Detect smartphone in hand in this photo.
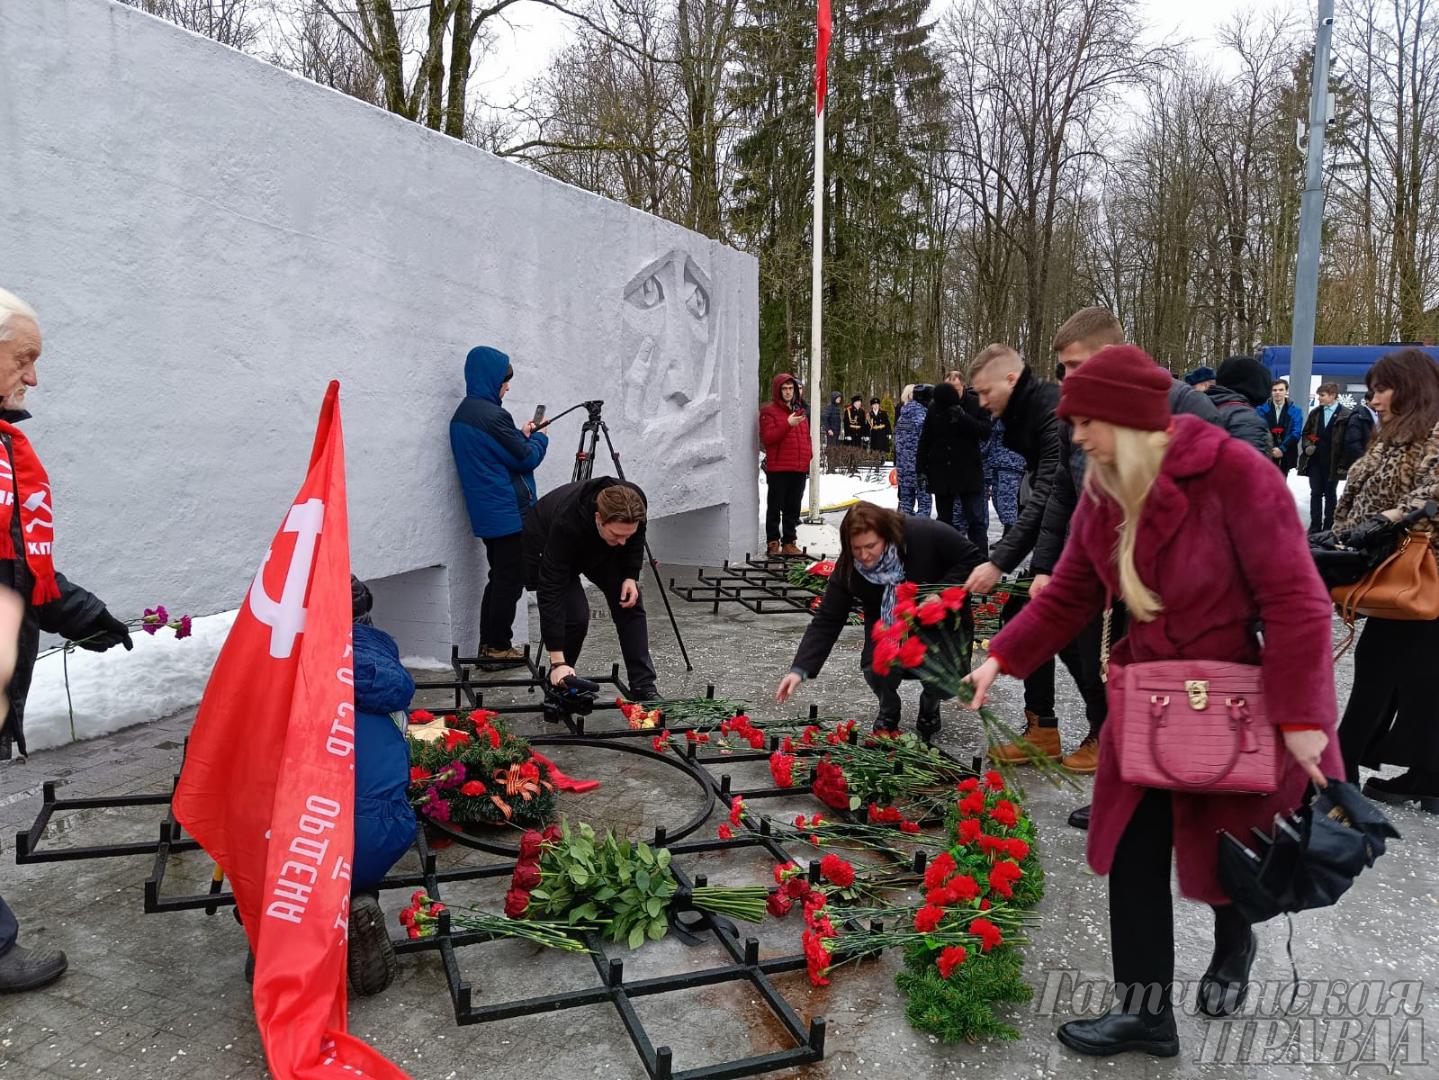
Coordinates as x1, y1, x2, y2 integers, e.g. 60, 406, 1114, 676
532, 404, 546, 427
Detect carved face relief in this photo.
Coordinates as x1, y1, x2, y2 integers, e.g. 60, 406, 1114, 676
620, 249, 726, 510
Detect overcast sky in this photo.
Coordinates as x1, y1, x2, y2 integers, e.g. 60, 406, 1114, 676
472, 0, 1314, 106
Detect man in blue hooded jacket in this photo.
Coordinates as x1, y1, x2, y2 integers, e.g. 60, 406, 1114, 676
451, 346, 548, 662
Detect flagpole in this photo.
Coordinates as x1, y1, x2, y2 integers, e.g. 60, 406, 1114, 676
806, 103, 824, 523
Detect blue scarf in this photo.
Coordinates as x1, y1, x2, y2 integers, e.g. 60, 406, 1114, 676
856, 543, 907, 623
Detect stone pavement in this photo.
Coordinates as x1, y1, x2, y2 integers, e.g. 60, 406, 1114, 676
0, 579, 1435, 1080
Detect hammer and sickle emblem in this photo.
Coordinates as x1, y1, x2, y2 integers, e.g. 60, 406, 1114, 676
21, 487, 52, 533
248, 499, 325, 660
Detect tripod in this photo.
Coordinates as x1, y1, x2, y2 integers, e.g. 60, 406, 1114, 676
558, 400, 694, 672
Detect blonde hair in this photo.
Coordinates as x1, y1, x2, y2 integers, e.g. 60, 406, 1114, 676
1082, 426, 1172, 622
900, 384, 915, 404
968, 343, 1023, 382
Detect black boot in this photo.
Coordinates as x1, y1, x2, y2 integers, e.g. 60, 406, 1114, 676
1057, 1006, 1178, 1057
347, 893, 396, 997
1067, 804, 1091, 831
0, 943, 67, 993
1199, 926, 1257, 1018
1364, 772, 1439, 814
872, 713, 900, 735
916, 700, 942, 745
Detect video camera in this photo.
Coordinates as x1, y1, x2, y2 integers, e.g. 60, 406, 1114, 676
542, 672, 602, 723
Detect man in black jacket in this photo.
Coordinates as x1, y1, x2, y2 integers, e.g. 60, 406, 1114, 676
776, 503, 982, 741
522, 476, 660, 700
0, 288, 132, 993
1298, 383, 1362, 533
917, 378, 992, 556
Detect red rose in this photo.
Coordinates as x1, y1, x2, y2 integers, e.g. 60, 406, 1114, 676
820, 854, 855, 888
518, 830, 544, 861
542, 824, 563, 844
460, 780, 487, 796
897, 636, 927, 668
969, 916, 1003, 952
766, 892, 794, 918
513, 863, 541, 890
916, 598, 948, 626
503, 888, 530, 918
914, 904, 945, 933
937, 944, 967, 979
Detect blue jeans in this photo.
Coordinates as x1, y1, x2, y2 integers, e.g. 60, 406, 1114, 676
0, 894, 17, 957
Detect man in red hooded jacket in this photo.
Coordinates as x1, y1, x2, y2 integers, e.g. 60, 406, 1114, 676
760, 373, 812, 557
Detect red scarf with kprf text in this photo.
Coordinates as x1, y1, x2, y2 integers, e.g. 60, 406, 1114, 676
0, 422, 60, 604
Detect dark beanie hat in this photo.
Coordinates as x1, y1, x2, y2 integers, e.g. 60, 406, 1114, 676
1216, 355, 1273, 407
351, 575, 373, 621
1057, 345, 1173, 431
1183, 366, 1216, 386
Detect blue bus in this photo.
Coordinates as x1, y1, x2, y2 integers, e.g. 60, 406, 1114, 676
1257, 345, 1439, 406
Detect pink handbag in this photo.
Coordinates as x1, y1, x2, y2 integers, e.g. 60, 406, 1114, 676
1108, 660, 1281, 795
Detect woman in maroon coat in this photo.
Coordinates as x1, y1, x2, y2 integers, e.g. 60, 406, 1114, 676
760, 373, 813, 556
966, 346, 1339, 1059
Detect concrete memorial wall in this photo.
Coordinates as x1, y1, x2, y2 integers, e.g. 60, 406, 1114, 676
0, 0, 760, 659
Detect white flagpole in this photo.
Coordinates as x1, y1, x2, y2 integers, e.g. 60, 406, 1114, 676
806, 100, 825, 522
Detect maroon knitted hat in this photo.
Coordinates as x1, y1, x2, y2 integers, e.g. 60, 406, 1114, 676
1056, 344, 1173, 431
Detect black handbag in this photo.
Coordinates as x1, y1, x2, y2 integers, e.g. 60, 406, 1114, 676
1218, 778, 1400, 924
1310, 500, 1439, 589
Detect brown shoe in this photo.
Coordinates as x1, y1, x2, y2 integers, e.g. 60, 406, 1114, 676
766, 541, 781, 557
480, 645, 525, 664
1062, 736, 1100, 774
987, 710, 1062, 765
781, 543, 804, 556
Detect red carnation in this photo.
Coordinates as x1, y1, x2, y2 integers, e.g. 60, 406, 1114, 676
897, 636, 927, 668
937, 945, 967, 979
652, 735, 669, 753
442, 728, 471, 752
916, 598, 948, 626
460, 780, 487, 796
945, 874, 981, 903
409, 767, 433, 785
503, 888, 530, 918
923, 853, 957, 891
940, 586, 968, 611
872, 636, 902, 676
957, 818, 982, 844
1005, 838, 1031, 861
897, 581, 919, 602
983, 770, 1006, 791
769, 752, 796, 788
988, 860, 1023, 899
409, 710, 436, 724
893, 598, 918, 621
969, 916, 1004, 952
957, 777, 980, 793
914, 904, 945, 933
767, 892, 794, 918
486, 727, 502, 750
820, 854, 855, 889
989, 799, 1019, 829
899, 821, 921, 834
717, 823, 734, 840
958, 791, 986, 817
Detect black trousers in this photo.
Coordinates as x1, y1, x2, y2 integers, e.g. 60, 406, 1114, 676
480, 532, 525, 650
934, 492, 989, 559
1339, 614, 1439, 781
1308, 467, 1339, 533
1110, 788, 1251, 1014
863, 666, 948, 725
765, 471, 807, 545
0, 893, 15, 957
1006, 596, 1113, 738
556, 567, 659, 697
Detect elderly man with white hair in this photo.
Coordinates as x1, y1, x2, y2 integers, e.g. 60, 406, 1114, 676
0, 287, 133, 993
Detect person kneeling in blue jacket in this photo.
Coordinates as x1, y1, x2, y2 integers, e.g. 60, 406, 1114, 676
451, 346, 548, 664
346, 578, 418, 996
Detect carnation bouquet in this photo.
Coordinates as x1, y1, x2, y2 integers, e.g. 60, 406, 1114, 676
407, 709, 557, 828
787, 559, 864, 622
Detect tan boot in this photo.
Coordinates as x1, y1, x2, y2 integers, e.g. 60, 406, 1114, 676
1061, 736, 1100, 774
766, 540, 781, 557
781, 543, 804, 556
987, 710, 1062, 765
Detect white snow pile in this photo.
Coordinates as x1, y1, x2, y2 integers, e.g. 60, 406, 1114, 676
23, 609, 238, 753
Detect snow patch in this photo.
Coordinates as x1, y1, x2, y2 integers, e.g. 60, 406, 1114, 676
23, 610, 238, 753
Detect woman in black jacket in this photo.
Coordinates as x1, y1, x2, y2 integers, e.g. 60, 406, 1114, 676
916, 381, 992, 556
774, 503, 982, 741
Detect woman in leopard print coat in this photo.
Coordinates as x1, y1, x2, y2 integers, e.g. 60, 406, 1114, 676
1334, 349, 1439, 812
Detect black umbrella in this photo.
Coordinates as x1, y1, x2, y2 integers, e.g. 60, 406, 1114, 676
1218, 779, 1400, 925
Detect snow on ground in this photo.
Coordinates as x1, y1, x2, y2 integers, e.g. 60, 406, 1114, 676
24, 609, 237, 754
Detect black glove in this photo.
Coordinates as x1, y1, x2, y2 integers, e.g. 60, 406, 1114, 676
77, 608, 133, 652
1339, 515, 1397, 552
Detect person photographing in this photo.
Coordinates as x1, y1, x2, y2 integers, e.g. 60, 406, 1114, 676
523, 477, 661, 701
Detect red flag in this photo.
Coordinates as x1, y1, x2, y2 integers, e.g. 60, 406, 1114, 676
173, 383, 407, 1080
816, 0, 833, 114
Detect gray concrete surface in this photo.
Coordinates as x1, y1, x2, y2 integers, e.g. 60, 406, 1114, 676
1, 581, 1435, 1079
